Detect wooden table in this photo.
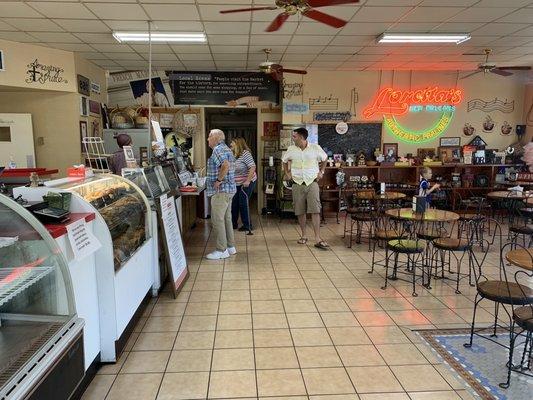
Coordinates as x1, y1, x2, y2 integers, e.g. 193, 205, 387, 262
354, 191, 406, 200
506, 248, 533, 271
385, 208, 460, 222
487, 191, 530, 200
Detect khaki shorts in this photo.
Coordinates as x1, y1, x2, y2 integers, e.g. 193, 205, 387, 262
292, 181, 321, 216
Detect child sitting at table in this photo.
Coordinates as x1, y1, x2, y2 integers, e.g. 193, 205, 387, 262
419, 167, 440, 204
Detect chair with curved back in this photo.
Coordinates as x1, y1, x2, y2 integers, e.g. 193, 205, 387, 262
507, 192, 533, 249
343, 188, 378, 250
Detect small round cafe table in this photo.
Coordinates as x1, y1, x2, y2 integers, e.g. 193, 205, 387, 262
354, 191, 406, 201
506, 248, 533, 271
385, 208, 460, 222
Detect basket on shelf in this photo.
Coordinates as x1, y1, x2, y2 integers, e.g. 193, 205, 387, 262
134, 107, 149, 128
43, 192, 72, 211
110, 106, 134, 129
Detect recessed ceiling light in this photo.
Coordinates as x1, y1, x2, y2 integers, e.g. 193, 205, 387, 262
113, 32, 206, 43
377, 33, 471, 44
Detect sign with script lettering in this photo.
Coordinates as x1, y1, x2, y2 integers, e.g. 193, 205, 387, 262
169, 71, 279, 106
25, 59, 68, 85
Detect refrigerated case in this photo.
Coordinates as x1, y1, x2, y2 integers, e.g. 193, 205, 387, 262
0, 194, 84, 400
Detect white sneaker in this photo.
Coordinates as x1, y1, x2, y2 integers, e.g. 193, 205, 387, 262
206, 250, 230, 260
227, 247, 237, 255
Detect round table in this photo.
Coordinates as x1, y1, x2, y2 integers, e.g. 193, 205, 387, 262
354, 191, 406, 200
385, 208, 460, 222
506, 248, 533, 271
487, 191, 530, 200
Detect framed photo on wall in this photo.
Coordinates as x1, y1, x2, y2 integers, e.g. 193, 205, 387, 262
79, 121, 87, 152
440, 137, 461, 147
417, 148, 436, 160
383, 143, 398, 159
89, 100, 100, 115
438, 146, 461, 163
80, 96, 88, 116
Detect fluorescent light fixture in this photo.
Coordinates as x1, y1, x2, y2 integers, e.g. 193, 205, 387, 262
377, 33, 471, 44
113, 32, 206, 43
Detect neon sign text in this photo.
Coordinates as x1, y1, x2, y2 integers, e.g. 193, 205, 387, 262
409, 105, 456, 113
363, 86, 462, 118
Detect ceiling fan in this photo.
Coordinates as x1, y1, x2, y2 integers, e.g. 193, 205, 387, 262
461, 48, 531, 79
259, 48, 306, 81
220, 0, 360, 32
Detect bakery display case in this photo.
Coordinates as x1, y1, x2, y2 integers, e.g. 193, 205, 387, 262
122, 165, 170, 200
56, 175, 150, 271
0, 194, 84, 400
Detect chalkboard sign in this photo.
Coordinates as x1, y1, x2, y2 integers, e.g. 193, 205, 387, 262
169, 71, 279, 106
318, 123, 382, 158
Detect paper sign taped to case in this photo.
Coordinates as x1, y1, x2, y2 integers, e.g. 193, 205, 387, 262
66, 218, 101, 261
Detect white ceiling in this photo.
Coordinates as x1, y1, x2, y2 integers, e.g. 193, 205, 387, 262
0, 0, 532, 72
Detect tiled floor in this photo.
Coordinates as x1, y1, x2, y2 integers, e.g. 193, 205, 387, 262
82, 215, 515, 400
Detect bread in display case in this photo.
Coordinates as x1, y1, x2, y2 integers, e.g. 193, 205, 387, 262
0, 194, 83, 399
56, 175, 151, 271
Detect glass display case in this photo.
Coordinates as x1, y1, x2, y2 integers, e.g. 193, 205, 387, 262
57, 175, 151, 271
122, 166, 170, 199
0, 194, 81, 398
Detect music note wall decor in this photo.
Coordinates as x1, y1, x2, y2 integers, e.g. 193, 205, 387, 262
309, 94, 339, 110
467, 97, 514, 113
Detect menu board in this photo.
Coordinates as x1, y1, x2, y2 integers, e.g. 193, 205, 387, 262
169, 71, 279, 106
159, 193, 188, 295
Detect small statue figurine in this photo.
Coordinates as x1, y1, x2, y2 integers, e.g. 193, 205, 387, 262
327, 157, 335, 167
357, 153, 366, 166
336, 170, 345, 187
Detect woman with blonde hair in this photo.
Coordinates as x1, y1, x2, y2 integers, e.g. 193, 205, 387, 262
230, 137, 257, 231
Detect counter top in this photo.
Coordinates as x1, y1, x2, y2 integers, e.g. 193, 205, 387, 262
45, 213, 96, 239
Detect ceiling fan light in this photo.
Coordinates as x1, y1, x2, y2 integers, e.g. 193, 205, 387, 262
113, 31, 206, 43
377, 33, 471, 44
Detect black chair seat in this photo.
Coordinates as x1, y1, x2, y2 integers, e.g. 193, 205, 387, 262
458, 212, 484, 221
417, 231, 443, 241
478, 280, 533, 305
514, 306, 533, 331
433, 237, 471, 251
509, 224, 533, 235
375, 229, 404, 240
351, 212, 378, 222
386, 239, 424, 254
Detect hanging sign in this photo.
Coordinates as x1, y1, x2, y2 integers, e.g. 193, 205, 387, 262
283, 102, 309, 114
363, 86, 463, 143
314, 111, 352, 122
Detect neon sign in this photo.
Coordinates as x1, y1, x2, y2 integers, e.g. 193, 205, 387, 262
363, 86, 463, 143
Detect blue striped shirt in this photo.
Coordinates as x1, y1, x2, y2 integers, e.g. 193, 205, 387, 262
207, 142, 236, 196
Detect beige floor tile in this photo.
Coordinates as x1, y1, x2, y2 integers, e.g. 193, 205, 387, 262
354, 311, 396, 326
253, 313, 289, 329
180, 315, 217, 331
291, 327, 333, 346
222, 280, 250, 290
251, 289, 282, 300
151, 302, 187, 316
421, 309, 465, 325
208, 370, 257, 398
310, 395, 360, 400
359, 394, 409, 400
347, 366, 403, 393
106, 373, 162, 400
283, 299, 318, 312
408, 391, 462, 400
219, 300, 252, 314
220, 290, 250, 301
375, 297, 415, 311
376, 343, 430, 365
166, 350, 212, 372
81, 375, 114, 400
212, 348, 255, 370
390, 365, 451, 391
455, 389, 476, 400
142, 316, 182, 332
280, 288, 313, 299
433, 364, 468, 390
328, 327, 372, 345
321, 312, 360, 327
215, 330, 254, 348
251, 279, 278, 289
346, 299, 383, 312
336, 345, 386, 367
287, 312, 325, 328
97, 352, 128, 375
185, 301, 219, 316
362, 326, 411, 344
188, 290, 220, 302
174, 331, 214, 350
123, 332, 139, 352
217, 314, 252, 330
157, 372, 209, 400
309, 288, 343, 299
120, 351, 170, 374
254, 329, 294, 347
133, 332, 176, 351
257, 369, 307, 397
387, 310, 432, 325
252, 299, 285, 313
296, 346, 343, 368
302, 368, 355, 395
255, 347, 299, 369
315, 299, 350, 312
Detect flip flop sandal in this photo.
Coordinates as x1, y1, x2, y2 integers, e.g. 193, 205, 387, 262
314, 241, 330, 250
297, 237, 308, 245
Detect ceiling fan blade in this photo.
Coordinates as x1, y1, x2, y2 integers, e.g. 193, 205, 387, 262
220, 6, 277, 14
266, 13, 290, 32
497, 66, 532, 70
303, 9, 347, 28
491, 69, 513, 77
460, 70, 482, 80
307, 0, 360, 7
281, 68, 308, 75
462, 52, 486, 56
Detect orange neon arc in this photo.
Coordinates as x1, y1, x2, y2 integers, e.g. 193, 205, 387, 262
362, 86, 463, 119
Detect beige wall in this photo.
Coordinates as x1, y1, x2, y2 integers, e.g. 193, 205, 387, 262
523, 83, 533, 143
0, 39, 76, 92
283, 70, 527, 155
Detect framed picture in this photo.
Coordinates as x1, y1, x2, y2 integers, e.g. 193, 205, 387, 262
279, 129, 293, 150
89, 99, 100, 115
77, 74, 90, 96
79, 121, 87, 152
440, 137, 461, 147
383, 143, 398, 158
80, 96, 88, 116
417, 148, 436, 160
438, 146, 461, 163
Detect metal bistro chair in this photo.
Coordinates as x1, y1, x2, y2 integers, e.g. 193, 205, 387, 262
320, 183, 340, 224
343, 188, 379, 251
499, 243, 533, 389
464, 234, 533, 351
455, 191, 487, 246
508, 192, 533, 249
369, 210, 407, 275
